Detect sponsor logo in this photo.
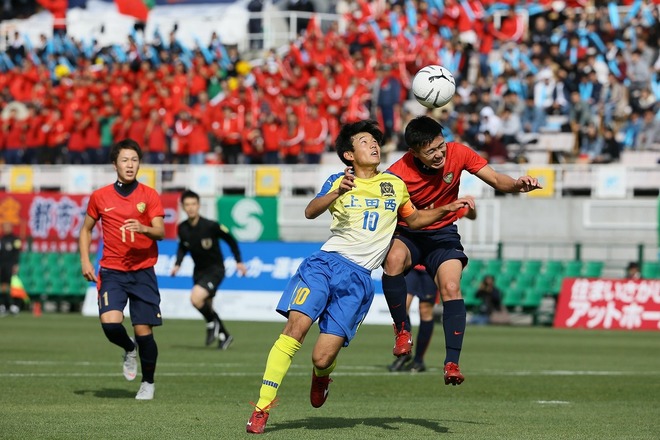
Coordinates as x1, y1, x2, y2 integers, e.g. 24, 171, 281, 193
104, 207, 116, 212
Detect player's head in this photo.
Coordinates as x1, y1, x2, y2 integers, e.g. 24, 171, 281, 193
405, 116, 447, 170
180, 189, 201, 219
335, 120, 383, 167
111, 139, 143, 183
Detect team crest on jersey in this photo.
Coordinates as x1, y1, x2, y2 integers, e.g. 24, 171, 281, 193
201, 238, 213, 250
136, 202, 146, 213
380, 181, 395, 197
443, 172, 454, 184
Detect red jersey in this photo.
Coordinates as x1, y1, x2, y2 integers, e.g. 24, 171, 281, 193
387, 142, 487, 230
87, 183, 164, 271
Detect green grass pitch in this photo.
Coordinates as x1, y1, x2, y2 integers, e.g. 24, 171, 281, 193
1, 313, 658, 439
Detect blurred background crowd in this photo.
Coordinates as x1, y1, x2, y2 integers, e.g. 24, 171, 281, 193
0, 0, 659, 166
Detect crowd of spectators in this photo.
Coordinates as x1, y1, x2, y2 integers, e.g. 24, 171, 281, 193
1, 0, 660, 166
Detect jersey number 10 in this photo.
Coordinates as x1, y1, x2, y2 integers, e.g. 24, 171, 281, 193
362, 211, 379, 231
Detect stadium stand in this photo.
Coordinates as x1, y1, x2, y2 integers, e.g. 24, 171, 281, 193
1, 1, 658, 319
0, 0, 659, 167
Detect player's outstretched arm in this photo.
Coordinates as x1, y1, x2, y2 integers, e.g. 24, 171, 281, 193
305, 167, 356, 219
476, 165, 542, 193
403, 197, 476, 230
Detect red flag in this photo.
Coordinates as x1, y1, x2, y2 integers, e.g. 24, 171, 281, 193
115, 0, 149, 22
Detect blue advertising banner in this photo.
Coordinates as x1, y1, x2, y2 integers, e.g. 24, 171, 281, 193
153, 240, 385, 293
154, 240, 318, 290
84, 240, 396, 324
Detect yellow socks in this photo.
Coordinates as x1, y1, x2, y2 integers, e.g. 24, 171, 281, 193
313, 358, 336, 377
255, 334, 301, 411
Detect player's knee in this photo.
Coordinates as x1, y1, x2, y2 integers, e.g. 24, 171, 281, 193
441, 280, 461, 300
190, 297, 203, 309
312, 353, 336, 370
383, 250, 408, 275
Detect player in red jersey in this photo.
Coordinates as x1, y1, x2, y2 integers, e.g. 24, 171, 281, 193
384, 116, 541, 385
388, 199, 477, 374
79, 138, 165, 400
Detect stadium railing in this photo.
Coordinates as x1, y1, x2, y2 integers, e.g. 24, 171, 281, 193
0, 162, 658, 198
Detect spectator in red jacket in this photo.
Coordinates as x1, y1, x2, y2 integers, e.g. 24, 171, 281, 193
144, 109, 170, 164
126, 107, 148, 148
261, 113, 282, 164
280, 112, 304, 164
172, 109, 194, 164
25, 105, 47, 164
44, 108, 68, 164
241, 112, 264, 165
66, 109, 90, 164
85, 106, 102, 165
188, 111, 211, 165
218, 105, 243, 165
302, 105, 329, 164
2, 109, 26, 164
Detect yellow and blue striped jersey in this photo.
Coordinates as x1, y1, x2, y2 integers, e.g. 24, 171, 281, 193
316, 171, 413, 271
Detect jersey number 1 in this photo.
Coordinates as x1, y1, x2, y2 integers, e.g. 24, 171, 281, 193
120, 226, 135, 243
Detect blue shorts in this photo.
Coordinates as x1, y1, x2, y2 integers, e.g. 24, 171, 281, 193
276, 251, 374, 347
405, 268, 438, 304
395, 224, 468, 276
98, 267, 162, 326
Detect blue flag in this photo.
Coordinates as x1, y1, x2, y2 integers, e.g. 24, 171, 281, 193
389, 12, 401, 37
405, 0, 417, 28
608, 2, 620, 29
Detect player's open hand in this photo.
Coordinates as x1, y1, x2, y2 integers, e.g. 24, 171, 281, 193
337, 167, 356, 195
516, 176, 542, 193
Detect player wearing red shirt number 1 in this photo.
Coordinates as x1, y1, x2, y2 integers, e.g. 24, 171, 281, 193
79, 138, 165, 401
384, 116, 541, 385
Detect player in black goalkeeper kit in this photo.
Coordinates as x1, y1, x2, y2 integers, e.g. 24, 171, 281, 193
171, 190, 247, 349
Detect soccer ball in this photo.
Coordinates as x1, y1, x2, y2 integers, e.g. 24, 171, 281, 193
412, 65, 456, 109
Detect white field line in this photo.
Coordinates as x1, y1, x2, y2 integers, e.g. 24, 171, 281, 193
1, 361, 658, 378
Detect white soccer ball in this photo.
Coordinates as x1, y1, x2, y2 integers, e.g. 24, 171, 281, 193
412, 65, 456, 109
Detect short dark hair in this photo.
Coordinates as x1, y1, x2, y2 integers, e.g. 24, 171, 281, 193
180, 189, 200, 204
404, 116, 445, 152
334, 120, 383, 167
110, 138, 143, 163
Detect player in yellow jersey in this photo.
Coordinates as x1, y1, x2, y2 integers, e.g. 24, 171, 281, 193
246, 120, 475, 434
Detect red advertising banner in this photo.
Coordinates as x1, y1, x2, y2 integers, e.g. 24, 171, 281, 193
554, 278, 660, 330
0, 192, 179, 253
